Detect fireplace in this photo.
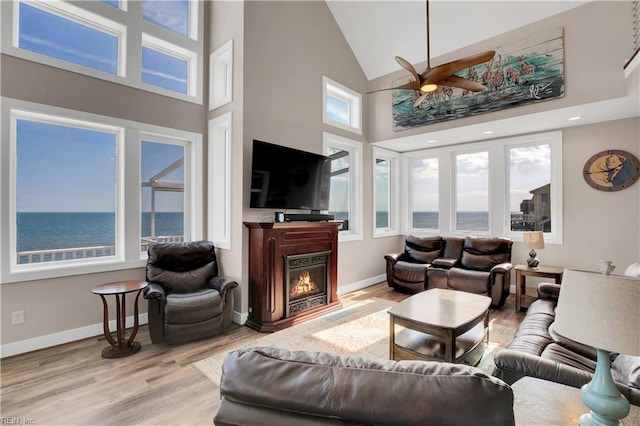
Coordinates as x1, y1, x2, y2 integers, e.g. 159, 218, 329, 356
284, 251, 330, 318
244, 221, 342, 332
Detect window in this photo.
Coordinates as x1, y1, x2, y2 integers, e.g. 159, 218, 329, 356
322, 77, 362, 135
208, 113, 232, 250
373, 147, 399, 237
15, 116, 119, 265
323, 133, 362, 241
410, 156, 439, 231
508, 144, 551, 232
1, 99, 203, 283
2, 0, 203, 103
140, 140, 185, 254
17, 1, 123, 75
400, 131, 562, 242
455, 151, 489, 232
143, 0, 189, 37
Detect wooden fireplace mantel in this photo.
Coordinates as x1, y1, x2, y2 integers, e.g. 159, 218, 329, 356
244, 221, 342, 332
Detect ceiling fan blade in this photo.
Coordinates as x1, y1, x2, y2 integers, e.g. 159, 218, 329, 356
421, 50, 496, 83
436, 75, 487, 92
366, 80, 420, 94
413, 91, 429, 108
395, 56, 420, 83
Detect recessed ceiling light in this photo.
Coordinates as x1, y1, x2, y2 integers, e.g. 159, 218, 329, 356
483, 130, 494, 135
427, 139, 437, 143
569, 116, 582, 121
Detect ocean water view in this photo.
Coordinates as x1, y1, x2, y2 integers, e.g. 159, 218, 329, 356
17, 212, 184, 253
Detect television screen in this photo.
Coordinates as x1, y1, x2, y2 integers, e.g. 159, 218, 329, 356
250, 140, 331, 211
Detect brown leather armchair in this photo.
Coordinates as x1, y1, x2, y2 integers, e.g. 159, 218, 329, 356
385, 235, 444, 293
427, 236, 513, 308
144, 240, 237, 344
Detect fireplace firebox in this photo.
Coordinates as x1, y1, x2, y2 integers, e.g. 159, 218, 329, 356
284, 251, 330, 318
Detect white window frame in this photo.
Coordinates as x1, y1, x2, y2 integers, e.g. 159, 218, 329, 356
323, 132, 363, 242
209, 39, 233, 111
400, 131, 563, 243
141, 33, 198, 97
0, 98, 203, 284
1, 0, 203, 104
372, 147, 399, 238
453, 148, 491, 235
207, 112, 232, 250
322, 76, 362, 135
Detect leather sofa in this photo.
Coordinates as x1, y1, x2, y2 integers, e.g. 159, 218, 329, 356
385, 235, 513, 308
214, 347, 515, 425
493, 283, 640, 406
144, 240, 237, 344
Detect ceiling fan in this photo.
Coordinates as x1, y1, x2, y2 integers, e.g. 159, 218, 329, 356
372, 0, 496, 107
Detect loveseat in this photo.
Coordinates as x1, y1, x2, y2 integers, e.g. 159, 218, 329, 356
385, 235, 513, 307
493, 283, 640, 405
214, 347, 515, 425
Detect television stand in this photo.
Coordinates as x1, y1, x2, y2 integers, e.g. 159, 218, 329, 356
284, 213, 335, 222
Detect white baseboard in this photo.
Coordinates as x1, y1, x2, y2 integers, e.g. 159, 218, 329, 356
232, 310, 248, 325
337, 274, 386, 295
1, 314, 148, 359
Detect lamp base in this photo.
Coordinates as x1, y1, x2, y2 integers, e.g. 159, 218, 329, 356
527, 249, 540, 269
578, 349, 630, 426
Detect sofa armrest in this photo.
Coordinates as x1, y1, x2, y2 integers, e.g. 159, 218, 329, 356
493, 348, 593, 388
490, 262, 513, 275
384, 252, 403, 264
431, 257, 458, 269
537, 283, 561, 300
143, 282, 166, 302
210, 276, 238, 301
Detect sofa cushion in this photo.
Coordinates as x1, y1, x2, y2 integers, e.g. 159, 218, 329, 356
448, 268, 490, 294
612, 355, 640, 389
460, 237, 512, 271
404, 235, 443, 263
218, 347, 515, 426
393, 261, 429, 284
165, 288, 222, 323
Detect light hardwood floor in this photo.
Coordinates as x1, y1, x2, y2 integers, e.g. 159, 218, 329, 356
0, 283, 524, 425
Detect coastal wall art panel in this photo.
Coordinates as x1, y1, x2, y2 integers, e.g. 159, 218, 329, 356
392, 28, 565, 131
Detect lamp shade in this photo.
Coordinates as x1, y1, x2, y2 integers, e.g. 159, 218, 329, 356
523, 231, 545, 250
554, 269, 640, 356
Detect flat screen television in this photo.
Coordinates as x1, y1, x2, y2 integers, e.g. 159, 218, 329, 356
250, 139, 331, 211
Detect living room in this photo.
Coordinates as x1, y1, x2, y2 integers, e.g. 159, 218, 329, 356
0, 0, 639, 424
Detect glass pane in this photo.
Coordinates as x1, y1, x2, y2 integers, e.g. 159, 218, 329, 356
101, 0, 120, 8
16, 120, 117, 264
19, 3, 118, 75
411, 157, 438, 229
141, 141, 185, 252
143, 0, 189, 36
327, 146, 350, 231
326, 95, 350, 126
375, 159, 390, 229
142, 46, 188, 94
456, 152, 489, 231
509, 144, 551, 232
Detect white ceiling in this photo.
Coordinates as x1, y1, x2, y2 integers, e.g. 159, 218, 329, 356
325, 1, 640, 152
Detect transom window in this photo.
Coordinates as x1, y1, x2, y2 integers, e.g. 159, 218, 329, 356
2, 0, 203, 103
322, 77, 362, 135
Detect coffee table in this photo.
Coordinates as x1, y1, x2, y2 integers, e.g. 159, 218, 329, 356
388, 288, 491, 365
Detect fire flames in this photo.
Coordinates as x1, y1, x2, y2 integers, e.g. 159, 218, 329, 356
290, 270, 318, 298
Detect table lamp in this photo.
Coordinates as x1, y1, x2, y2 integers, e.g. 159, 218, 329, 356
554, 269, 640, 425
523, 231, 544, 268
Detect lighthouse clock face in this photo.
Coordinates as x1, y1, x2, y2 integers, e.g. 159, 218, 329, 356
582, 150, 640, 192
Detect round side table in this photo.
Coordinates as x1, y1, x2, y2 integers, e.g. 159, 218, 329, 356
91, 280, 148, 359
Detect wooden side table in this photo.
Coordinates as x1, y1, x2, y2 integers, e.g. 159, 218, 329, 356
91, 280, 148, 359
512, 377, 640, 425
514, 264, 563, 312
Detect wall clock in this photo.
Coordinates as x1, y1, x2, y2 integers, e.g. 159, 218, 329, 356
583, 150, 640, 191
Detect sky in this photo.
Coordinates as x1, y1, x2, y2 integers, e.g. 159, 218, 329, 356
17, 120, 184, 213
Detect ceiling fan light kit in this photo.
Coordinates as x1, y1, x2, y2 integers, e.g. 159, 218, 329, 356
373, 0, 495, 107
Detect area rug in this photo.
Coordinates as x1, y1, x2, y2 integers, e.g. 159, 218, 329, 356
194, 297, 515, 386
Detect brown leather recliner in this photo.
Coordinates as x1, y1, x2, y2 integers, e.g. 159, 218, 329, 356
427, 236, 513, 308
144, 240, 237, 344
384, 235, 444, 293
214, 347, 515, 425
